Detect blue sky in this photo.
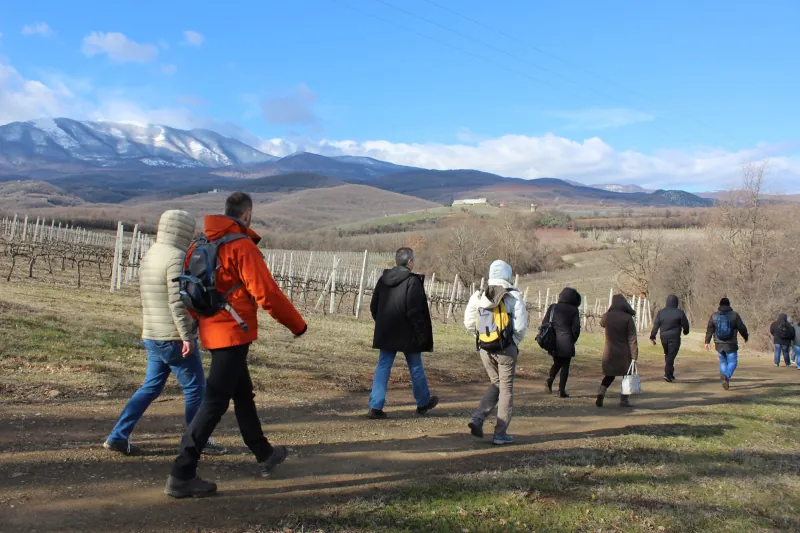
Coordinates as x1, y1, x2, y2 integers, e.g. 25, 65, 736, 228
1, 0, 799, 190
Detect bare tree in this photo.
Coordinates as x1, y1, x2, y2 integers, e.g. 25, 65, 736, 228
609, 229, 665, 297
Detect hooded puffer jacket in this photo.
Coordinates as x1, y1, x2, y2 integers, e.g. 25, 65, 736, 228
464, 260, 529, 349
139, 210, 196, 341
650, 294, 690, 341
542, 287, 582, 359
770, 313, 794, 346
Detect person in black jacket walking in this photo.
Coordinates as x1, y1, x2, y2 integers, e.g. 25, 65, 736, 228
543, 287, 582, 398
705, 297, 749, 390
649, 294, 690, 382
769, 313, 794, 367
367, 248, 438, 419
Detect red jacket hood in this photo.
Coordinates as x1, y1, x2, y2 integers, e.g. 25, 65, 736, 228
203, 215, 261, 244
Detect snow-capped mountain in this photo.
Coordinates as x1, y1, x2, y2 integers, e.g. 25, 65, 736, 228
592, 183, 652, 194
0, 118, 277, 170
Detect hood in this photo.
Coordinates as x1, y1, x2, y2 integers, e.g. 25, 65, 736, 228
381, 266, 414, 288
156, 210, 195, 251
718, 304, 733, 313
558, 287, 582, 307
778, 313, 788, 322
488, 260, 512, 284
204, 215, 261, 245
609, 294, 635, 315
666, 295, 679, 308
478, 284, 520, 309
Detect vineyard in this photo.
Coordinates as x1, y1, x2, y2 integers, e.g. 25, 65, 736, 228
2, 214, 655, 333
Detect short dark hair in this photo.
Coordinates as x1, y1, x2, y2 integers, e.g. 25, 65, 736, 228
395, 247, 414, 267
225, 192, 253, 220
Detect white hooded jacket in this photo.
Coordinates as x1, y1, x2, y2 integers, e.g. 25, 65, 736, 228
464, 277, 529, 347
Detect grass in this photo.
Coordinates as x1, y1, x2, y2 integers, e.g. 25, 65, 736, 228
1, 279, 799, 533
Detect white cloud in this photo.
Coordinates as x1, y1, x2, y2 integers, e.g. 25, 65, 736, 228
0, 60, 76, 123
82, 32, 158, 64
160, 64, 177, 76
547, 108, 654, 130
182, 30, 205, 47
256, 134, 800, 192
21, 22, 54, 37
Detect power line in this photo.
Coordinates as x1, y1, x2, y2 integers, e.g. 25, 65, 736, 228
419, 0, 723, 135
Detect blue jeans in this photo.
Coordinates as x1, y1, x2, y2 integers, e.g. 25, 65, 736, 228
369, 351, 431, 410
774, 344, 791, 366
718, 351, 738, 380
108, 340, 205, 443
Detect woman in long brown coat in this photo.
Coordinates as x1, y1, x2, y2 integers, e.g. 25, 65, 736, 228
597, 294, 639, 407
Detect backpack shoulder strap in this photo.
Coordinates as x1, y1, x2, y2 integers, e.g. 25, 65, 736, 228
211, 233, 250, 247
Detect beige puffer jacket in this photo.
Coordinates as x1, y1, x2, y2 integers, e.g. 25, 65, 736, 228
139, 210, 196, 341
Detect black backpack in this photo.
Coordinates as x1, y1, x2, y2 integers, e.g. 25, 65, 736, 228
778, 321, 795, 341
535, 305, 557, 355
175, 233, 250, 331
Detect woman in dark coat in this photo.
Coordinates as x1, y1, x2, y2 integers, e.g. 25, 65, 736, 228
596, 294, 639, 407
544, 287, 582, 398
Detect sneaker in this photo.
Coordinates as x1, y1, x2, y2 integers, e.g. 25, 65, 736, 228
203, 438, 227, 456
258, 446, 288, 478
492, 433, 515, 445
416, 396, 439, 416
468, 419, 484, 439
103, 438, 141, 456
367, 408, 387, 420
722, 376, 730, 390
663, 376, 674, 383
164, 475, 217, 499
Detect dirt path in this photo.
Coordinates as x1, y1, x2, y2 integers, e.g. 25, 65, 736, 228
0, 354, 795, 533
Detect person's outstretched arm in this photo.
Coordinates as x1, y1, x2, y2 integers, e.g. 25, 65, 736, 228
650, 311, 661, 341
681, 312, 690, 336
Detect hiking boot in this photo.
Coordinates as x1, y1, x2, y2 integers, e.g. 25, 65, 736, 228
468, 418, 484, 439
492, 433, 515, 445
545, 378, 554, 394
416, 396, 439, 416
721, 375, 730, 390
596, 386, 607, 408
619, 395, 632, 408
367, 408, 387, 420
258, 446, 288, 478
559, 391, 570, 398
164, 475, 217, 499
103, 438, 141, 456
203, 438, 227, 456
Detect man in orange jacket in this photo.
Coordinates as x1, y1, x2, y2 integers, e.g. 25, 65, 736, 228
165, 192, 307, 499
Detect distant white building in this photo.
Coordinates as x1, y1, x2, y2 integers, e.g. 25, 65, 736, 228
453, 198, 488, 206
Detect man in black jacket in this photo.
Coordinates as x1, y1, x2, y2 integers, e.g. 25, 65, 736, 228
769, 313, 794, 367
650, 294, 690, 382
367, 248, 438, 419
705, 297, 749, 390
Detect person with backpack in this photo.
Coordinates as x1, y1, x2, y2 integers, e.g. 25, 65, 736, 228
367, 247, 438, 420
649, 294, 690, 382
542, 287, 582, 398
464, 260, 528, 445
793, 320, 800, 367
705, 297, 749, 390
104, 210, 226, 456
770, 313, 794, 367
596, 294, 639, 408
165, 192, 308, 499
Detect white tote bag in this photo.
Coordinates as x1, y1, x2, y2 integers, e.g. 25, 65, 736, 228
621, 361, 642, 395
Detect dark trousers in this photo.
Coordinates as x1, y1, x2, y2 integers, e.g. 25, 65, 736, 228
171, 343, 273, 480
548, 357, 571, 393
601, 375, 616, 388
662, 338, 681, 378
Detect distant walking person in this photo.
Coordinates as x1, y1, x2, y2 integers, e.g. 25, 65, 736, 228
770, 313, 794, 367
104, 210, 226, 456
543, 287, 582, 398
166, 193, 308, 499
649, 295, 690, 382
792, 320, 800, 367
596, 294, 639, 408
705, 297, 749, 390
367, 247, 438, 419
464, 260, 528, 445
